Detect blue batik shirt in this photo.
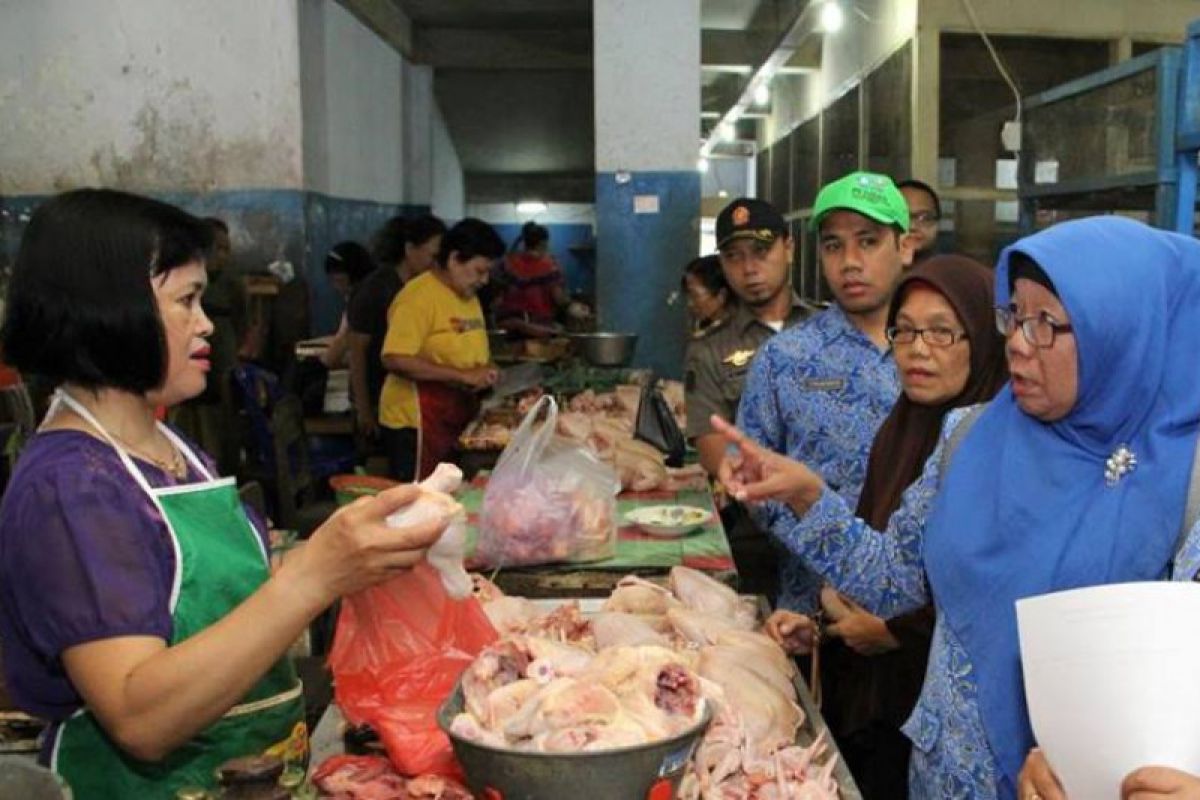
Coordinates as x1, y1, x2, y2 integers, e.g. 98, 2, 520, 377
777, 405, 1200, 798
735, 303, 899, 612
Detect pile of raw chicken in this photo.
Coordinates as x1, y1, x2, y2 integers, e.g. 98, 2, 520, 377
554, 382, 707, 494
453, 567, 841, 799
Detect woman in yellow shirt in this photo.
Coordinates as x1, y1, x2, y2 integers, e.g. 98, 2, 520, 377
379, 218, 504, 480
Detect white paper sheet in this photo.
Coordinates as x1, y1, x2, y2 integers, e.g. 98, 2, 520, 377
1017, 582, 1200, 799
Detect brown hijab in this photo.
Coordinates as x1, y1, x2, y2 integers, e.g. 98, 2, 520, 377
854, 254, 1009, 529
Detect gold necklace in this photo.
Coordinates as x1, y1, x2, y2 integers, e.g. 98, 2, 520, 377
61, 393, 188, 479
112, 432, 187, 479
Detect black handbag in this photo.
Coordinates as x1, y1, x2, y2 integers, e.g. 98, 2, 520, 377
634, 379, 687, 467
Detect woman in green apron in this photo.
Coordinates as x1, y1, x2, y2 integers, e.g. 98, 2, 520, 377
0, 189, 452, 799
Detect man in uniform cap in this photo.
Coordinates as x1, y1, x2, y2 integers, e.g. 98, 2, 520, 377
685, 197, 819, 598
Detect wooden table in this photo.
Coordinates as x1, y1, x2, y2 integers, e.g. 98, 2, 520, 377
459, 473, 736, 598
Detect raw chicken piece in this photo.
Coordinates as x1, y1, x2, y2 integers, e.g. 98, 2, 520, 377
503, 678, 623, 739
383, 463, 470, 598
479, 595, 541, 636
697, 658, 802, 756
715, 629, 799, 679
422, 462, 464, 494
592, 612, 669, 649
534, 713, 649, 752
556, 411, 593, 442
479, 678, 541, 729
419, 464, 470, 598
406, 773, 474, 800
669, 566, 758, 629
525, 600, 594, 645
522, 636, 594, 682
667, 606, 740, 645
449, 712, 507, 748
664, 464, 710, 493
700, 645, 796, 699
603, 575, 681, 615
462, 640, 531, 720
581, 646, 703, 739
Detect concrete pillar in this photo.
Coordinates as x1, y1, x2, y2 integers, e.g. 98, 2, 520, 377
594, 0, 701, 378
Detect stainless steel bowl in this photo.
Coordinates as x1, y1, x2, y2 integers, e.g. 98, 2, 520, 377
438, 684, 710, 800
569, 332, 638, 366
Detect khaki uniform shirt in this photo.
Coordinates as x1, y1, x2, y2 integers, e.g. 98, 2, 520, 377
684, 295, 819, 438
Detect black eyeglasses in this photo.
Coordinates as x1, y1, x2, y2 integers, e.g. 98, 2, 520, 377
885, 326, 968, 347
994, 306, 1073, 348
910, 212, 940, 227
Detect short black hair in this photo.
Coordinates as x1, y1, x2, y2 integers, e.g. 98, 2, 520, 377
371, 214, 447, 267
437, 218, 505, 268
519, 221, 550, 250
895, 179, 942, 218
203, 216, 229, 234
325, 241, 375, 285
1, 188, 212, 393
681, 254, 729, 296
1008, 251, 1058, 296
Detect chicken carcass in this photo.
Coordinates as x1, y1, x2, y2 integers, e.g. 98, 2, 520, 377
503, 678, 624, 740
383, 463, 471, 598
603, 575, 681, 616
669, 566, 758, 629
592, 612, 670, 649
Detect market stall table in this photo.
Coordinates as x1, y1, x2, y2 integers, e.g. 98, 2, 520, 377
308, 636, 863, 800
459, 473, 736, 598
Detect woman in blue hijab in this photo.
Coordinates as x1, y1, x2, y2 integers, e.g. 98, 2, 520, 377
714, 216, 1200, 799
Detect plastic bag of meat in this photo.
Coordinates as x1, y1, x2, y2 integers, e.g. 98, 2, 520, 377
477, 395, 620, 567
328, 555, 498, 778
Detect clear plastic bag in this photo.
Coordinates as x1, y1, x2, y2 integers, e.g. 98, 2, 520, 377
476, 395, 620, 567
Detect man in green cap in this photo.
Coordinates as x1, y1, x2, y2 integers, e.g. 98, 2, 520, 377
730, 171, 912, 615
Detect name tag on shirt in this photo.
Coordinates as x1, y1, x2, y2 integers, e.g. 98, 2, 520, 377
802, 378, 846, 392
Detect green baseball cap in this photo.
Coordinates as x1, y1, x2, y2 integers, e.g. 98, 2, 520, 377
810, 171, 910, 233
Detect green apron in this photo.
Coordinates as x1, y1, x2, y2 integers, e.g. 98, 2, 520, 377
48, 392, 307, 799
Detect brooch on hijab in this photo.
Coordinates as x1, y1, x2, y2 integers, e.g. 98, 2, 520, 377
1104, 445, 1137, 487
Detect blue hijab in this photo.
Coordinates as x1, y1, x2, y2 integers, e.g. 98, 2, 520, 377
924, 217, 1200, 797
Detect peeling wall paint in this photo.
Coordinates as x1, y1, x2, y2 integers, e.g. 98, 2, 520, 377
0, 0, 303, 194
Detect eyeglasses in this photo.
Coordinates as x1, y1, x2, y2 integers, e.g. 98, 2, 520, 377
994, 306, 1073, 348
885, 326, 968, 347
910, 212, 940, 227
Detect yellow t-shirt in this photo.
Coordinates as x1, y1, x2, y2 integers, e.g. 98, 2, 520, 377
378, 270, 490, 429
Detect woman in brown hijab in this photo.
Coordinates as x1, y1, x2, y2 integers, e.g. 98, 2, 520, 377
765, 254, 1009, 799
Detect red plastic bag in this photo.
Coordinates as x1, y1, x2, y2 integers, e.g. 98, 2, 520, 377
328, 561, 498, 777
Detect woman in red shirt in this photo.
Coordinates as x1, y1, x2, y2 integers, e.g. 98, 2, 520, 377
493, 222, 570, 337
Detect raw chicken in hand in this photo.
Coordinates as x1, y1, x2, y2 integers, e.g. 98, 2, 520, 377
385, 463, 472, 598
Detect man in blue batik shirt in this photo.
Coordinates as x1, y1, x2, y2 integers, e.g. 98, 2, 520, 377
734, 172, 912, 612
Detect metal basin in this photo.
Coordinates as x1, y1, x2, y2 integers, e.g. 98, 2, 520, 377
437, 684, 710, 800
569, 332, 638, 366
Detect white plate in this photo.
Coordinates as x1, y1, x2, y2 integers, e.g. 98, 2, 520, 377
625, 504, 712, 537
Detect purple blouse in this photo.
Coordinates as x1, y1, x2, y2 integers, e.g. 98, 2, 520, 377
0, 430, 268, 722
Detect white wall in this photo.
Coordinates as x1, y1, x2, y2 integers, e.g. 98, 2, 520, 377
766, 0, 918, 146
594, 0, 701, 172
300, 0, 406, 203
431, 105, 465, 220
0, 0, 303, 194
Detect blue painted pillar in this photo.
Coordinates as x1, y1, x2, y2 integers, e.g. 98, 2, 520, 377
594, 0, 700, 379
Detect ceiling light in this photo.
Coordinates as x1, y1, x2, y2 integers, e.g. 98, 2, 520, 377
697, 158, 710, 173
754, 84, 770, 106
819, 1, 844, 33
516, 200, 547, 215
718, 190, 729, 198
720, 122, 737, 142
